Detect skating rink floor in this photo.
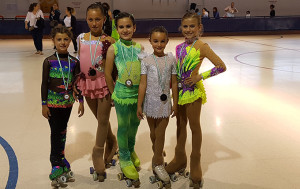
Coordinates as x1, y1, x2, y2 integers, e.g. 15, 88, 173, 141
0, 35, 300, 189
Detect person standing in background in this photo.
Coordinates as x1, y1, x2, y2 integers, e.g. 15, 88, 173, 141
101, 2, 113, 37
25, 3, 44, 55
224, 2, 238, 17
63, 7, 77, 53
50, 3, 61, 27
270, 4, 275, 17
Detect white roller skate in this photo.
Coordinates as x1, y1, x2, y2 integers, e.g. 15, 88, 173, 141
149, 165, 171, 189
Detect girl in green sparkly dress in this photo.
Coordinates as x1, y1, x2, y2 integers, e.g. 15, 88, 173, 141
105, 12, 143, 187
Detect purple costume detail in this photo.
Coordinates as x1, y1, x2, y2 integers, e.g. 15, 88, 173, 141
181, 70, 196, 93
176, 43, 187, 63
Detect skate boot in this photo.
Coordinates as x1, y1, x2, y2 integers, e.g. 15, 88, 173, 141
62, 158, 74, 182
149, 165, 171, 189
105, 135, 118, 168
166, 154, 189, 182
189, 178, 204, 189
130, 151, 141, 171
90, 146, 106, 182
49, 166, 67, 188
117, 160, 140, 188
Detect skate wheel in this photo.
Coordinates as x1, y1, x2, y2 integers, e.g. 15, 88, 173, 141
157, 181, 163, 189
67, 171, 74, 178
165, 182, 172, 188
149, 175, 156, 184
170, 174, 177, 182
90, 167, 94, 175
183, 170, 190, 178
105, 164, 111, 168
132, 179, 140, 188
136, 166, 141, 172
126, 179, 132, 187
98, 174, 106, 182
51, 180, 59, 187
59, 175, 67, 183
117, 173, 124, 181
189, 179, 194, 187
93, 172, 98, 181
111, 159, 116, 166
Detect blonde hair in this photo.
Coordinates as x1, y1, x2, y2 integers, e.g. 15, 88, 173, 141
181, 12, 203, 36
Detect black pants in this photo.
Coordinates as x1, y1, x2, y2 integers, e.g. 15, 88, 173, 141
30, 28, 43, 51
48, 107, 72, 167
71, 30, 78, 51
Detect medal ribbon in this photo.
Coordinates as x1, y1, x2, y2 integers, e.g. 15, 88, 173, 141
56, 52, 71, 92
178, 40, 197, 77
152, 54, 168, 93
120, 40, 134, 79
89, 33, 101, 66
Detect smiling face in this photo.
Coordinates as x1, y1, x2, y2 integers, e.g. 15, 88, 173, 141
181, 17, 201, 39
86, 9, 106, 36
53, 33, 71, 54
117, 17, 136, 41
150, 32, 168, 56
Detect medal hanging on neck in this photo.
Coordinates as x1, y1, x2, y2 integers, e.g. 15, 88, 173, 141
178, 40, 197, 89
120, 40, 134, 87
56, 52, 71, 100
152, 54, 168, 101
88, 33, 101, 77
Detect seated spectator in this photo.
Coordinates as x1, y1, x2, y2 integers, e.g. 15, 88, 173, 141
224, 2, 238, 17
246, 11, 251, 18
270, 4, 275, 17
213, 7, 220, 19
202, 8, 209, 18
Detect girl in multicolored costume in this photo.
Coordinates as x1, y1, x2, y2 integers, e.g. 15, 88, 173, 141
41, 26, 84, 187
137, 26, 178, 188
105, 12, 143, 187
165, 12, 227, 189
75, 3, 117, 182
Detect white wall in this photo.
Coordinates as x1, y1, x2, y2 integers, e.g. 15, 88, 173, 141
0, 0, 299, 19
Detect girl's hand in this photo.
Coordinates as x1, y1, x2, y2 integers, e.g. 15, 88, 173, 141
111, 99, 115, 107
78, 102, 84, 117
171, 105, 178, 118
73, 85, 79, 102
184, 74, 202, 86
25, 25, 28, 30
42, 105, 51, 119
137, 107, 144, 120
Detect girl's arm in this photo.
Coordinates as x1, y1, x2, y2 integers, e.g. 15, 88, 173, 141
185, 43, 226, 85
73, 59, 84, 117
200, 43, 226, 80
171, 74, 178, 118
105, 45, 116, 94
41, 58, 51, 119
137, 74, 147, 120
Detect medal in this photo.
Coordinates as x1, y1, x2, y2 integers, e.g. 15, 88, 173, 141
88, 67, 96, 76
64, 93, 70, 100
160, 94, 167, 101
56, 52, 71, 101
125, 79, 133, 87
178, 82, 182, 88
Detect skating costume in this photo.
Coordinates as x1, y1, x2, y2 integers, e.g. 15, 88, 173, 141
76, 33, 117, 181
166, 40, 226, 188
140, 53, 177, 118
112, 39, 141, 181
76, 33, 111, 99
41, 53, 82, 181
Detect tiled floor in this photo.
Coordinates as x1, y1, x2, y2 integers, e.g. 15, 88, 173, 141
0, 35, 300, 189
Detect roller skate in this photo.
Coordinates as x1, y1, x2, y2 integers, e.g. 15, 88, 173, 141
169, 167, 189, 182
149, 165, 171, 189
131, 151, 141, 172
49, 166, 67, 188
189, 178, 204, 189
117, 161, 140, 188
166, 154, 189, 182
62, 158, 74, 182
105, 136, 118, 168
90, 146, 107, 182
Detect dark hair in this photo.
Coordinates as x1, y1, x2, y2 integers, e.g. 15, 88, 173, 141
28, 3, 38, 12
67, 7, 74, 15
149, 26, 168, 39
270, 4, 275, 9
51, 25, 73, 39
246, 11, 250, 14
190, 3, 196, 10
115, 12, 135, 27
213, 7, 218, 12
195, 8, 199, 13
112, 9, 121, 19
101, 2, 110, 11
86, 2, 105, 16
